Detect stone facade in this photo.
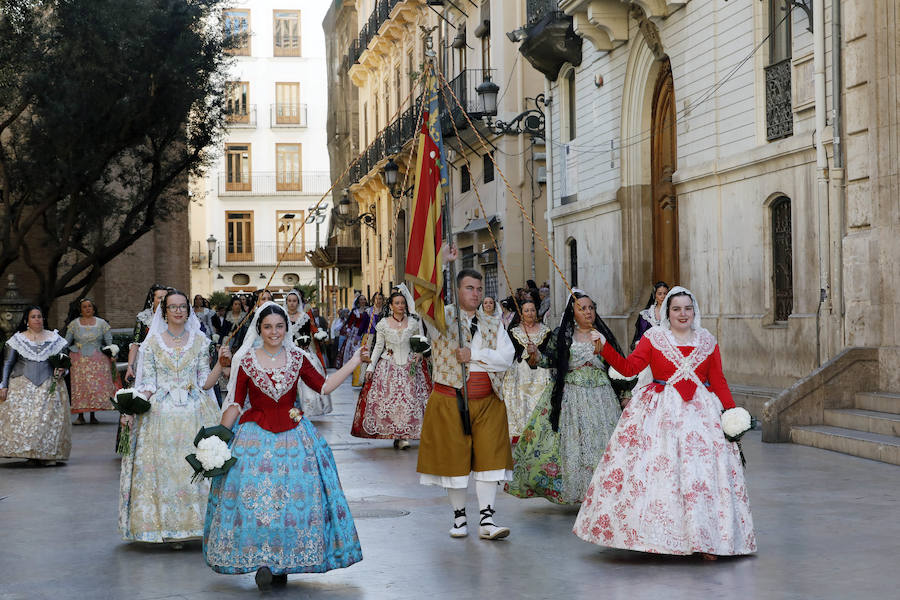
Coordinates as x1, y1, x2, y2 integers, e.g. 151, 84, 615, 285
531, 0, 899, 391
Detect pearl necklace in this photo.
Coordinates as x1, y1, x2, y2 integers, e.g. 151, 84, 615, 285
166, 328, 187, 340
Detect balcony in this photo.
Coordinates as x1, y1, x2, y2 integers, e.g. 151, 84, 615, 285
307, 244, 362, 269
270, 103, 308, 128
226, 105, 257, 128
440, 69, 495, 138
217, 171, 332, 196
344, 0, 412, 79
519, 1, 582, 80
349, 94, 422, 184
218, 241, 310, 267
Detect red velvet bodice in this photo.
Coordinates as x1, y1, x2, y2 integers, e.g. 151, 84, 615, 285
601, 331, 735, 409
233, 348, 326, 433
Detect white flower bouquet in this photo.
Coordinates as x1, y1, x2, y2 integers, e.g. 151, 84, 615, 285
294, 333, 311, 347
186, 425, 237, 482
101, 344, 120, 359
211, 334, 221, 345
314, 330, 328, 341
112, 388, 151, 455
47, 352, 71, 395
721, 407, 754, 442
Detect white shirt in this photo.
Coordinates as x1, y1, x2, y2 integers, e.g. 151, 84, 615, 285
451, 308, 515, 374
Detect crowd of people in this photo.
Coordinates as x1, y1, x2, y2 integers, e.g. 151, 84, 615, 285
0, 267, 756, 589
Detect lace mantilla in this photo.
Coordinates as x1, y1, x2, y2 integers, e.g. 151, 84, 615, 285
243, 348, 304, 402
645, 326, 716, 388
639, 307, 662, 327
5, 331, 68, 362
136, 308, 154, 328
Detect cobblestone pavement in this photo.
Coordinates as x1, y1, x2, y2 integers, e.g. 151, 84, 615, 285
1, 377, 898, 600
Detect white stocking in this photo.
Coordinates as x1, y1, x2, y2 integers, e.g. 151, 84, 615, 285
447, 487, 467, 511
475, 480, 498, 512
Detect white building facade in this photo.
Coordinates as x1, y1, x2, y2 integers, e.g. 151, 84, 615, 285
190, 0, 332, 298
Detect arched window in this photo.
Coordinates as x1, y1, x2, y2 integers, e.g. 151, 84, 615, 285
771, 197, 792, 321
568, 238, 578, 288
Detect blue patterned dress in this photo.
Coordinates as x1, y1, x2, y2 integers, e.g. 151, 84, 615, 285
203, 349, 362, 575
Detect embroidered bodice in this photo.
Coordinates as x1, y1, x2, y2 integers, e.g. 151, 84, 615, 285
509, 324, 551, 361
65, 317, 112, 356
632, 305, 663, 347
1, 332, 68, 389
230, 348, 326, 433
602, 326, 734, 408
132, 308, 155, 346
366, 317, 423, 371
136, 333, 211, 407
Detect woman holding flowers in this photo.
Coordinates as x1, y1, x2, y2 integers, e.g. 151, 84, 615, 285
505, 291, 624, 505
573, 287, 756, 558
118, 290, 228, 545
0, 306, 71, 465
350, 287, 431, 449
65, 298, 118, 425
286, 290, 332, 416
204, 302, 364, 590
500, 293, 551, 440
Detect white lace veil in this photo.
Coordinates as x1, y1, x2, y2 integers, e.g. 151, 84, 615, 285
135, 299, 212, 401
659, 286, 702, 331
222, 300, 306, 414
397, 283, 417, 317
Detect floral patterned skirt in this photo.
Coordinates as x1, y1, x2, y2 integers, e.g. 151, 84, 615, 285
118, 392, 220, 542
350, 356, 431, 439
505, 378, 621, 505
573, 385, 756, 556
69, 351, 117, 413
0, 376, 71, 461
204, 420, 363, 575
500, 360, 550, 437
298, 350, 333, 416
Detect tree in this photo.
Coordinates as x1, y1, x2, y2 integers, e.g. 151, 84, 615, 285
0, 0, 232, 312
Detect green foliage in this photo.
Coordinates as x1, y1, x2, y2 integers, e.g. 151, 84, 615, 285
295, 284, 318, 305
207, 290, 232, 310
0, 0, 234, 313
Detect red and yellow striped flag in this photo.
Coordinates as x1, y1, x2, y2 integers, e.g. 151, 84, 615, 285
404, 109, 446, 333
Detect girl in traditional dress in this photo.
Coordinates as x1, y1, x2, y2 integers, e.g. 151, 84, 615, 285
573, 287, 756, 558
481, 296, 497, 318
224, 296, 246, 337
336, 294, 367, 369
350, 287, 432, 449
118, 290, 228, 545
285, 290, 332, 416
506, 291, 624, 505
125, 284, 169, 383
204, 302, 364, 590
0, 307, 71, 465
192, 294, 214, 335
500, 294, 551, 441
66, 298, 117, 425
629, 281, 669, 391
351, 292, 384, 387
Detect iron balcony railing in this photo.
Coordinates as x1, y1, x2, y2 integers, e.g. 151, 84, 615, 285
270, 103, 308, 127
440, 69, 495, 136
217, 241, 313, 266
344, 0, 405, 73
349, 93, 424, 184
217, 171, 332, 196
226, 104, 257, 128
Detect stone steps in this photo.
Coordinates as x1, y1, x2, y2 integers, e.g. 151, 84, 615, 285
731, 384, 782, 421
790, 425, 900, 466
790, 391, 900, 466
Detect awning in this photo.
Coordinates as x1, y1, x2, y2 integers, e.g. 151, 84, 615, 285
456, 215, 499, 235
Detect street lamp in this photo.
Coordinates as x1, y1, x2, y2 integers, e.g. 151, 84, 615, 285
206, 235, 217, 269
306, 204, 329, 305
476, 75, 500, 118
336, 192, 376, 230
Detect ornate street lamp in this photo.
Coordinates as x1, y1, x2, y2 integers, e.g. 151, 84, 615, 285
476, 75, 499, 118
206, 235, 217, 269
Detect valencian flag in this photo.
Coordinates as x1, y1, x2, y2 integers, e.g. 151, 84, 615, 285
405, 66, 449, 332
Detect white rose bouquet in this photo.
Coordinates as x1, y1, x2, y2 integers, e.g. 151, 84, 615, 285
314, 330, 328, 342
101, 344, 120, 359
186, 425, 237, 482
607, 366, 637, 381
409, 334, 430, 354
721, 407, 753, 442
294, 333, 311, 348
211, 334, 221, 345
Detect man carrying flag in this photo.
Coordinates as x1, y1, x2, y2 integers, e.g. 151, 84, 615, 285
403, 59, 515, 541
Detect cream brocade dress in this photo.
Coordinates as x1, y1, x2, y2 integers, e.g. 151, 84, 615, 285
501, 324, 551, 438
118, 333, 219, 542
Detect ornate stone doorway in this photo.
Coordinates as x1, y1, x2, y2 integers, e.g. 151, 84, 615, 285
651, 59, 678, 285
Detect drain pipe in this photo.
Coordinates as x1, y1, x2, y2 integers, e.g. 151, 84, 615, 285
544, 78, 557, 324
813, 0, 829, 366
831, 0, 845, 342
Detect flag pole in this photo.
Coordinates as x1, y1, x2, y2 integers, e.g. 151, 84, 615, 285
423, 50, 471, 436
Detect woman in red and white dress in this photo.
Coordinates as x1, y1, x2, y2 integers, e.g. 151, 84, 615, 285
573, 286, 756, 558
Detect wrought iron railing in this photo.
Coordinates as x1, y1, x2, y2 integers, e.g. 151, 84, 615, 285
526, 0, 561, 26
217, 241, 312, 266
270, 103, 308, 127
440, 69, 495, 136
217, 171, 332, 195
226, 104, 257, 128
344, 0, 407, 73
765, 58, 793, 141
